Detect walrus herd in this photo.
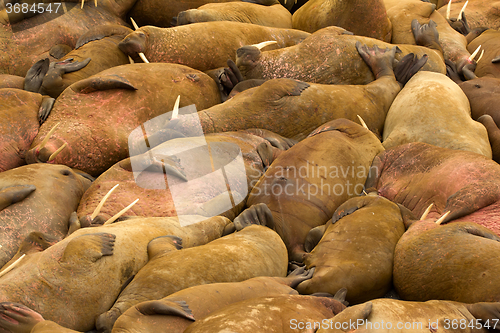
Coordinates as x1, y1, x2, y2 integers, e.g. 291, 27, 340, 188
1, 0, 500, 332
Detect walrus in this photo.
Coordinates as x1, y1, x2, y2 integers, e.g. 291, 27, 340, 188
112, 267, 313, 333
25, 63, 221, 177
76, 129, 294, 226
382, 71, 492, 158
240, 118, 385, 262
117, 22, 310, 72
478, 115, 500, 164
0, 164, 92, 268
0, 215, 230, 331
296, 193, 406, 305
437, 0, 500, 31
183, 293, 347, 333
316, 298, 500, 333
24, 24, 133, 98
365, 142, 500, 236
96, 224, 288, 332
467, 29, 500, 79
0, 74, 24, 89
291, 0, 392, 42
162, 41, 426, 140
175, 0, 292, 28
235, 26, 445, 85
0, 88, 53, 172
393, 215, 500, 303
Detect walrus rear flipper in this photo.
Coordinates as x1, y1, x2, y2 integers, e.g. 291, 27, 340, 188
0, 185, 36, 211
24, 58, 50, 93
394, 53, 428, 86
136, 300, 195, 320
60, 233, 116, 265
147, 235, 182, 259
233, 203, 275, 231
38, 97, 54, 125
411, 19, 443, 54
304, 225, 326, 252
0, 302, 44, 333
286, 266, 315, 288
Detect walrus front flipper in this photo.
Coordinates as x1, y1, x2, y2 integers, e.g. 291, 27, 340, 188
0, 302, 44, 333
61, 233, 116, 264
147, 235, 182, 259
24, 58, 50, 93
136, 300, 195, 320
71, 75, 137, 94
286, 266, 315, 288
49, 44, 72, 59
448, 12, 470, 35
0, 185, 36, 211
38, 97, 54, 125
228, 79, 267, 98
465, 302, 500, 325
394, 53, 428, 86
233, 203, 275, 231
478, 115, 500, 164
304, 225, 326, 252
355, 42, 397, 79
411, 19, 443, 54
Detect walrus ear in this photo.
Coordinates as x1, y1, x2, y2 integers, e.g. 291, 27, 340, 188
24, 58, 50, 92
71, 76, 137, 94
147, 235, 183, 259
136, 300, 195, 321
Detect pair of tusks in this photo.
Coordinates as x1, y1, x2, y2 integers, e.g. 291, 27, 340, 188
38, 122, 68, 162
446, 0, 468, 21
468, 45, 484, 63
81, 0, 97, 9
419, 203, 450, 224
91, 184, 139, 225
130, 18, 150, 64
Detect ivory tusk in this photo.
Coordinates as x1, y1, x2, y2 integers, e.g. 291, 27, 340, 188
104, 199, 139, 225
38, 122, 60, 151
139, 52, 150, 63
476, 49, 484, 63
81, 0, 84, 9
91, 184, 119, 220
420, 203, 434, 220
171, 95, 180, 120
251, 41, 278, 50
131, 17, 139, 30
468, 45, 481, 62
357, 115, 369, 130
47, 143, 67, 162
446, 0, 452, 20
458, 0, 468, 20
128, 56, 134, 64
0, 254, 26, 278
435, 211, 450, 225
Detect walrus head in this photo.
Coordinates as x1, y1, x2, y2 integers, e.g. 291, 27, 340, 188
118, 29, 148, 61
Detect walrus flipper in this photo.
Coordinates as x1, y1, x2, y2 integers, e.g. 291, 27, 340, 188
394, 53, 428, 86
233, 203, 275, 231
60, 233, 116, 264
24, 58, 50, 93
147, 235, 182, 259
304, 225, 326, 252
72, 75, 137, 94
242, 0, 280, 6
411, 19, 443, 54
136, 300, 195, 321
286, 266, 315, 288
75, 25, 133, 49
465, 302, 500, 325
0, 185, 36, 211
462, 225, 500, 242
0, 302, 44, 333
38, 97, 55, 125
49, 44, 72, 59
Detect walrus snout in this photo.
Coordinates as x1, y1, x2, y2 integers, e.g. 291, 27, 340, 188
26, 137, 68, 164
236, 46, 261, 68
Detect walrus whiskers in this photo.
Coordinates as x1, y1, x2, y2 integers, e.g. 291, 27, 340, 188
357, 115, 369, 130
171, 95, 180, 120
251, 41, 278, 50
468, 45, 481, 62
458, 0, 468, 21
38, 122, 60, 151
435, 211, 450, 225
446, 0, 452, 20
47, 143, 67, 162
0, 254, 25, 278
91, 184, 119, 220
130, 17, 150, 64
103, 199, 139, 225
420, 203, 433, 220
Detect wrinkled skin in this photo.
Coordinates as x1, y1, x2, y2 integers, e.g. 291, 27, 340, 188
77, 130, 292, 224
292, 0, 392, 42
437, 0, 500, 30
0, 164, 92, 268
394, 219, 500, 303
0, 215, 230, 331
365, 143, 500, 236
184, 295, 346, 333
0, 74, 24, 89
112, 268, 313, 333
382, 71, 491, 158
297, 194, 406, 305
467, 29, 500, 79
316, 298, 495, 333
96, 225, 288, 332
236, 26, 445, 84
247, 119, 385, 262
0, 89, 53, 172
25, 63, 221, 177
118, 22, 310, 72
176, 1, 292, 28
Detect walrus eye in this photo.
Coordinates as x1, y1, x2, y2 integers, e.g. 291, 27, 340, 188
60, 170, 71, 176
474, 84, 481, 88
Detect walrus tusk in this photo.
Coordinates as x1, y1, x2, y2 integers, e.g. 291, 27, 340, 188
38, 122, 60, 151
104, 199, 139, 225
446, 0, 452, 20
91, 184, 119, 220
47, 143, 67, 162
357, 115, 369, 130
128, 56, 134, 64
477, 50, 484, 63
94, 0, 97, 6
251, 41, 278, 50
171, 95, 180, 120
458, 0, 468, 20
435, 211, 450, 225
81, 0, 84, 9
130, 17, 140, 30
139, 53, 150, 64
420, 203, 433, 220
468, 45, 481, 62
0, 254, 25, 278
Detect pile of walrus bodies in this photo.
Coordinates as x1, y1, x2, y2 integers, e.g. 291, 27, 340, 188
1, 0, 500, 332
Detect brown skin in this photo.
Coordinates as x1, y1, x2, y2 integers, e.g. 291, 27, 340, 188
467, 29, 500, 78
0, 89, 53, 172
176, 1, 292, 28
236, 27, 445, 85
246, 119, 385, 262
76, 130, 293, 224
455, 77, 500, 124
25, 63, 221, 177
437, 0, 500, 30
382, 71, 492, 158
297, 194, 406, 305
394, 219, 500, 303
184, 295, 346, 333
292, 0, 392, 42
0, 75, 24, 89
0, 215, 230, 331
118, 22, 310, 72
96, 225, 288, 332
0, 164, 92, 269
316, 298, 493, 333
365, 142, 500, 236
112, 268, 313, 333
478, 115, 500, 164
